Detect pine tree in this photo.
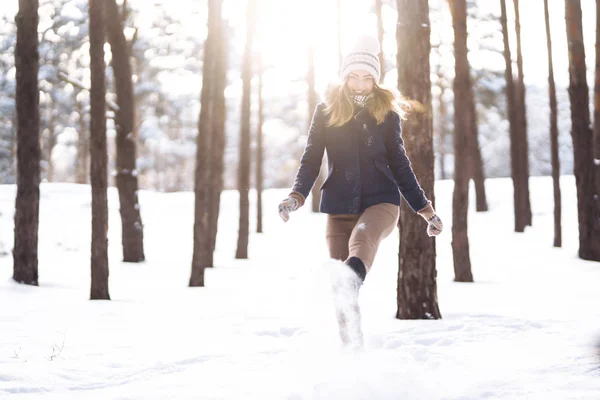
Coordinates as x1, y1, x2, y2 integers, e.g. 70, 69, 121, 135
235, 0, 257, 259
13, 0, 41, 286
565, 0, 600, 261
89, 0, 110, 300
307, 44, 323, 213
190, 0, 227, 285
448, 0, 474, 282
105, 0, 145, 262
375, 0, 386, 83
500, 0, 528, 232
513, 0, 532, 225
544, 0, 562, 247
396, 0, 441, 319
207, 14, 228, 266
256, 54, 264, 233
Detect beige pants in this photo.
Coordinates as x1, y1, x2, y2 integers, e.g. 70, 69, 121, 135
326, 203, 399, 272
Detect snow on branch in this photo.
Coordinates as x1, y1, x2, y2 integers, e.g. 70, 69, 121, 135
57, 70, 120, 112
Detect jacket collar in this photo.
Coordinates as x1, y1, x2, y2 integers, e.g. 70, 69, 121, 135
353, 106, 376, 125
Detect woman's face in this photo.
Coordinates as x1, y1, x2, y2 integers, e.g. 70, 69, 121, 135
346, 70, 375, 95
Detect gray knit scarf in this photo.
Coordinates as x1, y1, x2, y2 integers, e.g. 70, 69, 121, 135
352, 93, 374, 108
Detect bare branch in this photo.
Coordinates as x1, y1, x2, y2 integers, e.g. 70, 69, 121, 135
129, 27, 139, 51
121, 0, 129, 24
58, 70, 120, 112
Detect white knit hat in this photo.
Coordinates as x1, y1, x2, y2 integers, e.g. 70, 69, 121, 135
340, 35, 381, 83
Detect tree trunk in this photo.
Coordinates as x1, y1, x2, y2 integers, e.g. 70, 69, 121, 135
449, 0, 474, 282
105, 0, 145, 262
307, 45, 323, 212
436, 64, 448, 180
44, 99, 56, 182
89, 0, 110, 300
75, 91, 89, 184
235, 0, 256, 260
46, 132, 55, 182
513, 0, 532, 225
190, 0, 223, 285
10, 113, 17, 182
469, 96, 488, 212
375, 0, 386, 84
500, 0, 527, 232
566, 0, 600, 261
169, 112, 185, 192
13, 0, 40, 286
594, 0, 600, 218
207, 15, 228, 264
396, 0, 441, 319
256, 54, 264, 233
544, 0, 562, 247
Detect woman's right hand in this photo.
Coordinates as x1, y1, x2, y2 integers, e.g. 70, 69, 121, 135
278, 197, 299, 222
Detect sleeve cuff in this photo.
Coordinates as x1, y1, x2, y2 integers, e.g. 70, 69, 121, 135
417, 200, 435, 219
288, 191, 306, 208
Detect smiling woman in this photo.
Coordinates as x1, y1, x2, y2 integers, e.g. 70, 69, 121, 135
277, 34, 443, 348
346, 72, 374, 95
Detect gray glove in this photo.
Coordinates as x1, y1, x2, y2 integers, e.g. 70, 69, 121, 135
425, 214, 443, 237
418, 201, 443, 237
278, 197, 299, 222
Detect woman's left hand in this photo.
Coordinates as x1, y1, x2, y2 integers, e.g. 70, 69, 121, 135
417, 201, 443, 237
425, 215, 443, 237
278, 197, 299, 222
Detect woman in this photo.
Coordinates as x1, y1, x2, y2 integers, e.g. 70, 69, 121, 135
278, 36, 443, 347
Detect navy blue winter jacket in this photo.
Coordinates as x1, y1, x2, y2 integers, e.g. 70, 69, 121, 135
291, 103, 429, 215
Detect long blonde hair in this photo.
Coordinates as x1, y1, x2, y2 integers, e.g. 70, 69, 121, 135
323, 81, 409, 127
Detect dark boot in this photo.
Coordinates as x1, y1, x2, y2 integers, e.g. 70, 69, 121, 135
345, 256, 366, 282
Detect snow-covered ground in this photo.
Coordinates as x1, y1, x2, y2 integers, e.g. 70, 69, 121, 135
1, 176, 599, 399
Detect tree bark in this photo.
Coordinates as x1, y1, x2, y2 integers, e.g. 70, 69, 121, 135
594, 0, 600, 214
190, 45, 212, 285
449, 0, 474, 282
190, 0, 224, 285
307, 45, 323, 212
566, 0, 600, 261
44, 98, 56, 182
235, 0, 256, 259
89, 0, 110, 300
256, 54, 264, 233
500, 0, 527, 232
10, 113, 17, 183
13, 0, 40, 286
513, 0, 532, 225
436, 63, 448, 180
544, 0, 562, 247
75, 91, 89, 184
396, 0, 441, 319
375, 0, 386, 84
105, 0, 145, 262
469, 95, 488, 212
207, 16, 227, 264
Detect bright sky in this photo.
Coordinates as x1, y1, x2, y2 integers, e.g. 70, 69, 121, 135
230, 0, 597, 89
2, 0, 597, 90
